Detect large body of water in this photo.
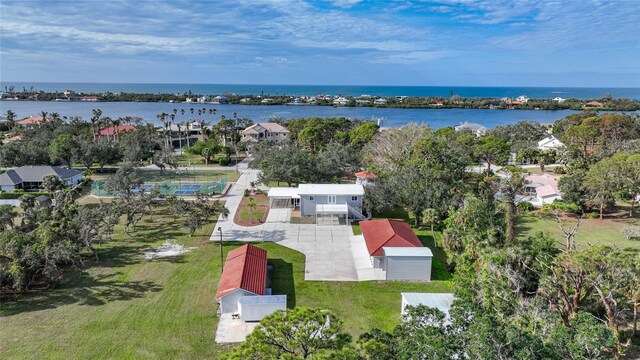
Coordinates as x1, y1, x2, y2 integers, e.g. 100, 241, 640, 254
3, 100, 626, 129
2, 82, 640, 100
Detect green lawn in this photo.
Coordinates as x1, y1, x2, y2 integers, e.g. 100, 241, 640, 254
234, 194, 269, 225
0, 204, 452, 359
517, 209, 640, 250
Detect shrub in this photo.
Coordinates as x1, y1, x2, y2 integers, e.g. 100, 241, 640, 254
219, 157, 230, 166
243, 189, 250, 197
517, 201, 534, 212
621, 226, 640, 239
585, 211, 599, 219
553, 166, 567, 174
0, 191, 50, 199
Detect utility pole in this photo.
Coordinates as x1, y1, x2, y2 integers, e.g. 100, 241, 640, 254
218, 227, 223, 273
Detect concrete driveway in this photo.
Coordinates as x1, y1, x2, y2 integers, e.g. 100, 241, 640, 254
209, 158, 358, 281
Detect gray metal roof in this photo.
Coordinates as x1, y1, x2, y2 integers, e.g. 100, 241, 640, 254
383, 247, 433, 257
0, 166, 82, 185
401, 293, 455, 314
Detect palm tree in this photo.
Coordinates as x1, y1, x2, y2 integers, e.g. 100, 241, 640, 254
112, 117, 123, 142
247, 198, 257, 223
39, 111, 48, 126
49, 112, 61, 124
422, 208, 439, 247
91, 108, 102, 141
172, 108, 177, 116
176, 122, 184, 154
5, 110, 16, 131
190, 107, 194, 117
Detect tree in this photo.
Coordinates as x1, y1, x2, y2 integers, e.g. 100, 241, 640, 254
41, 174, 65, 193
584, 156, 619, 219
152, 145, 176, 173
247, 197, 257, 223
76, 202, 121, 259
422, 208, 438, 247
224, 307, 349, 359
90, 108, 102, 140
498, 166, 528, 243
175, 196, 228, 236
257, 143, 315, 186
5, 110, 16, 131
349, 121, 379, 149
475, 135, 510, 175
49, 133, 76, 166
104, 164, 149, 235
0, 204, 17, 231
613, 153, 640, 216
187, 138, 221, 165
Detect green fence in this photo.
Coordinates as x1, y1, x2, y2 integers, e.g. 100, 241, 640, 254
91, 174, 227, 197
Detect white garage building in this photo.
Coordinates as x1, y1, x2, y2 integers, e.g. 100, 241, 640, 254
360, 219, 433, 281
216, 244, 286, 321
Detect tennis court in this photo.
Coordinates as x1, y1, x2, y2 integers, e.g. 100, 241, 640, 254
92, 177, 227, 197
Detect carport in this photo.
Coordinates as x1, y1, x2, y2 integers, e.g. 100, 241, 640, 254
268, 187, 300, 209
315, 204, 348, 226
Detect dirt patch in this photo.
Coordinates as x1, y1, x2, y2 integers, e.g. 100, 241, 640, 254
144, 240, 197, 260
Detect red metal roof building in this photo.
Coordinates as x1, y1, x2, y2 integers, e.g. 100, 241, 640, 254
216, 244, 267, 299
360, 219, 423, 256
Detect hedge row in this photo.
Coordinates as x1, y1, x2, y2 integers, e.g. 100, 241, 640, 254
0, 191, 51, 199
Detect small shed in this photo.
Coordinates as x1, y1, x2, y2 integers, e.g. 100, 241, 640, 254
216, 244, 267, 314
383, 247, 433, 281
238, 295, 287, 322
401, 293, 455, 321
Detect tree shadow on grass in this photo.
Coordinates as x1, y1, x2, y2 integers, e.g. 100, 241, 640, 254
514, 215, 539, 237
0, 271, 162, 316
268, 259, 296, 309
417, 234, 452, 281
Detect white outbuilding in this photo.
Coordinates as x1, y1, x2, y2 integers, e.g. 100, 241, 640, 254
401, 292, 456, 321
383, 247, 433, 281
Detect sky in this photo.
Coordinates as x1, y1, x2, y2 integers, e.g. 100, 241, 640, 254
1, 0, 639, 87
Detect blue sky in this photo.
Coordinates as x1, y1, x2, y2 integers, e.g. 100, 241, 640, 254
1, 0, 639, 87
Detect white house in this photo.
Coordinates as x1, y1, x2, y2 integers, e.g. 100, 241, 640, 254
216, 244, 286, 321
333, 97, 349, 106
553, 97, 566, 103
516, 95, 529, 103
401, 293, 456, 321
268, 184, 365, 224
359, 219, 432, 281
537, 135, 565, 151
524, 173, 562, 206
374, 98, 388, 105
0, 166, 83, 192
455, 122, 487, 136
241, 122, 290, 152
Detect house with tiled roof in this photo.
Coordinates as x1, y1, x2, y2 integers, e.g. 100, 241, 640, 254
359, 219, 433, 280
216, 244, 286, 319
241, 122, 290, 153
17, 116, 49, 128
94, 125, 136, 141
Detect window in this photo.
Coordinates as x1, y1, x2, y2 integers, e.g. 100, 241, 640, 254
351, 196, 358, 201
309, 196, 315, 201
328, 195, 336, 203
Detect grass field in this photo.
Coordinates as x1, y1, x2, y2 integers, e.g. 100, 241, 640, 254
0, 205, 452, 359
234, 193, 269, 225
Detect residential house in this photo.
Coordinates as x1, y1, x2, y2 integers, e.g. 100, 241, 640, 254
584, 101, 604, 108
454, 122, 487, 136
553, 97, 566, 103
516, 95, 529, 103
333, 97, 349, 106
261, 98, 274, 104
159, 122, 206, 148
0, 165, 83, 192
355, 171, 377, 187
524, 173, 562, 206
216, 244, 286, 321
374, 98, 388, 105
359, 219, 432, 281
95, 125, 136, 141
79, 96, 98, 102
17, 116, 49, 128
537, 135, 564, 151
241, 122, 290, 153
268, 184, 365, 224
212, 95, 229, 104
